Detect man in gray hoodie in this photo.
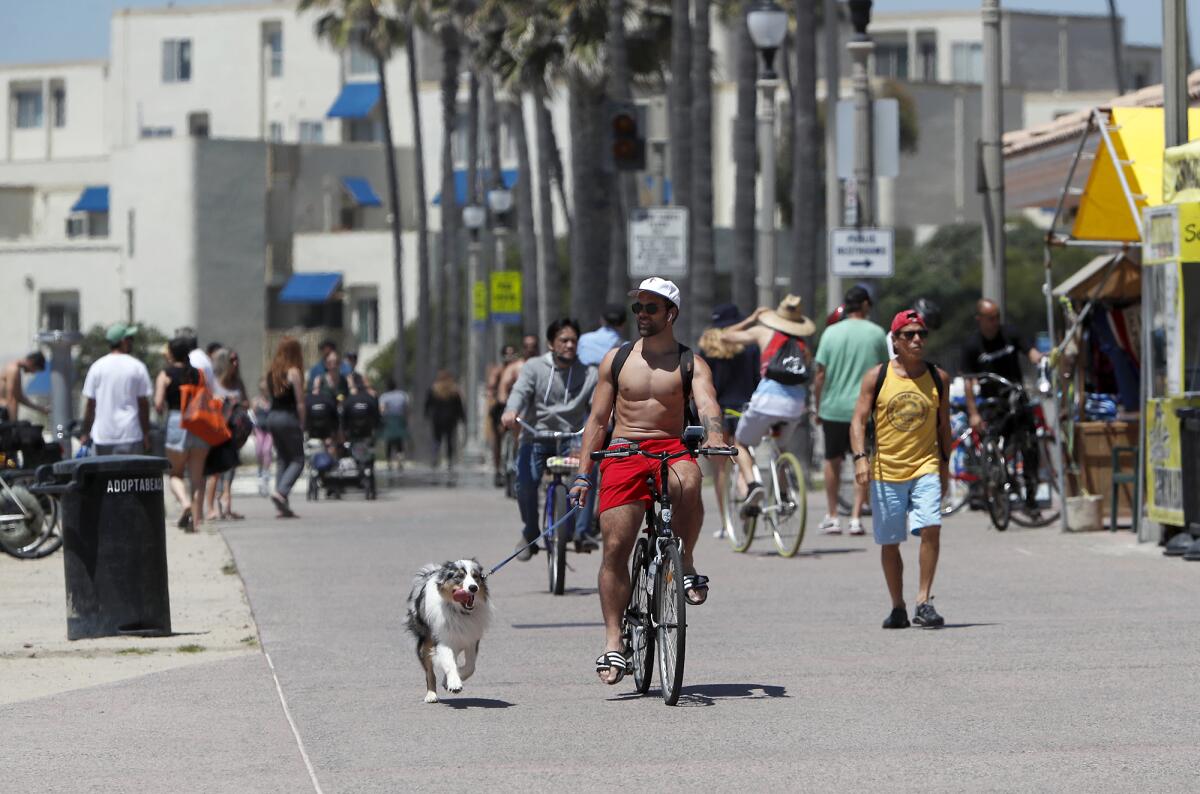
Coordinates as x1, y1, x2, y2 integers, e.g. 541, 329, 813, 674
502, 317, 600, 559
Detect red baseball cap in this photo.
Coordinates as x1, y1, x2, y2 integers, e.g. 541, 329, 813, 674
890, 309, 927, 335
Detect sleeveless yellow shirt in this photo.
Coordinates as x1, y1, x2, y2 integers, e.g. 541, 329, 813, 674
872, 364, 940, 482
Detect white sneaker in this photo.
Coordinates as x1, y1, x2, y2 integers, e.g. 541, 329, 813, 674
847, 518, 866, 536
818, 515, 842, 535
712, 527, 728, 539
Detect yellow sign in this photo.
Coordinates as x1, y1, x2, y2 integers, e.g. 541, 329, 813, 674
1145, 396, 1200, 526
473, 280, 488, 323
1164, 140, 1200, 204
1142, 202, 1200, 264
490, 271, 521, 323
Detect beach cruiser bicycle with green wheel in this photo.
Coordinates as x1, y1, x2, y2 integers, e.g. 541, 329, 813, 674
591, 426, 736, 706
720, 407, 808, 557
520, 419, 584, 595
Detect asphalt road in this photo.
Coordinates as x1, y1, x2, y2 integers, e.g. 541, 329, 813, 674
7, 478, 1200, 792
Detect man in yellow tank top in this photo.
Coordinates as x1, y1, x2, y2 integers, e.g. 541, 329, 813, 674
850, 310, 952, 629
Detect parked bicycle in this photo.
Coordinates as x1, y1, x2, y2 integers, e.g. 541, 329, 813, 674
0, 422, 65, 560
720, 408, 808, 557
592, 426, 736, 706
520, 420, 584, 595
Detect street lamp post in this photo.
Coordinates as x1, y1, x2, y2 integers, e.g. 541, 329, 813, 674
486, 186, 513, 376
463, 203, 486, 455
747, 0, 788, 309
847, 0, 875, 228
981, 0, 1006, 315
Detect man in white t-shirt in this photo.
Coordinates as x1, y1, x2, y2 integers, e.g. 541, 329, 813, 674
80, 323, 154, 455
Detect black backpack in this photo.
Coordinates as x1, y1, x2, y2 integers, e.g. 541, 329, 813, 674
866, 360, 946, 455
763, 333, 810, 385
610, 342, 697, 426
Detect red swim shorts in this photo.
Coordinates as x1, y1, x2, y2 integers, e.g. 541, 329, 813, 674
597, 438, 698, 514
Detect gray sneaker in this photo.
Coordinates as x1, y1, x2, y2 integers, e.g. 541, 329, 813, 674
515, 539, 538, 562
912, 601, 945, 627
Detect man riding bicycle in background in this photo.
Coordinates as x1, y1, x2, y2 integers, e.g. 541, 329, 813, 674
571, 277, 727, 686
960, 298, 1044, 513
502, 319, 600, 561
719, 295, 816, 515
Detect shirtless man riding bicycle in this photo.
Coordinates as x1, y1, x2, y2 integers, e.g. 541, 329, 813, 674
571, 277, 728, 685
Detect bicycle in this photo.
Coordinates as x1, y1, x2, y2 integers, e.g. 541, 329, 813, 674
719, 408, 808, 557
519, 420, 584, 596
964, 372, 1060, 530
591, 426, 736, 706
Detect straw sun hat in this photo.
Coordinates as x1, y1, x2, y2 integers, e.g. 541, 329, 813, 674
760, 294, 816, 337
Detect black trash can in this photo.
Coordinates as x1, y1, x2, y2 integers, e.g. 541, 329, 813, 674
1177, 408, 1200, 535
34, 455, 172, 640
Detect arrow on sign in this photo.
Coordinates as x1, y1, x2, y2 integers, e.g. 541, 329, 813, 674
850, 259, 873, 268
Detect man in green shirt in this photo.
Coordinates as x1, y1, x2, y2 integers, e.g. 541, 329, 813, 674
811, 286, 889, 535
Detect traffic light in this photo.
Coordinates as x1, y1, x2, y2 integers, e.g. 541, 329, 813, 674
610, 102, 646, 172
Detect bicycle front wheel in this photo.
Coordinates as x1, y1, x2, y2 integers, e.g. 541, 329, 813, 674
627, 537, 655, 694
724, 468, 756, 552
769, 453, 808, 557
544, 484, 569, 595
655, 540, 686, 705
983, 442, 1011, 531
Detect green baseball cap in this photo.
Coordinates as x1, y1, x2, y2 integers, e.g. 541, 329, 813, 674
105, 323, 139, 344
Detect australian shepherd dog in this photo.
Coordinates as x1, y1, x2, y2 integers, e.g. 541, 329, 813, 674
405, 559, 492, 703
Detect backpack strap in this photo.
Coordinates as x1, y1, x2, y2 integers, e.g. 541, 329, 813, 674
679, 344, 694, 404
610, 342, 635, 391
871, 361, 888, 408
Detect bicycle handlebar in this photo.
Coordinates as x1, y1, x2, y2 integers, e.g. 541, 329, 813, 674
961, 372, 1023, 394
590, 445, 737, 462
518, 418, 584, 445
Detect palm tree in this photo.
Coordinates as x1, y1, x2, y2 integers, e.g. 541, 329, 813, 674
669, 0, 692, 300
689, 0, 714, 342
791, 1, 819, 310
403, 23, 434, 414
606, 0, 635, 308
730, 1, 757, 315
301, 0, 409, 387
438, 23, 463, 374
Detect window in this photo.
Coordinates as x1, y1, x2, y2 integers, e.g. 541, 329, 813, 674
347, 118, 380, 143
162, 39, 192, 83
268, 121, 284, 142
299, 120, 324, 143
51, 86, 66, 127
951, 42, 983, 83
65, 216, 86, 238
40, 292, 80, 333
66, 212, 108, 239
265, 24, 283, 77
355, 294, 379, 345
348, 43, 375, 76
14, 89, 42, 128
874, 41, 908, 80
188, 111, 210, 137
917, 39, 938, 82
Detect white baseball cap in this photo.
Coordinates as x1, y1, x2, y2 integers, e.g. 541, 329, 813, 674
628, 277, 682, 309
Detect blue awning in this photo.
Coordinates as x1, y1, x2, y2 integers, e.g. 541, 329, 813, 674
279, 272, 342, 303
326, 82, 380, 119
25, 365, 51, 396
432, 169, 519, 206
71, 186, 109, 213
341, 176, 381, 207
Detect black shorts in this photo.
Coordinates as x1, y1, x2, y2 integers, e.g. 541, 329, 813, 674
488, 402, 504, 432
822, 421, 852, 461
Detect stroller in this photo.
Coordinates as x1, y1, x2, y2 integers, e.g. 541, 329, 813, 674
304, 392, 379, 501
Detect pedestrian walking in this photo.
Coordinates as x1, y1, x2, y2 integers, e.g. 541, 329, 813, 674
850, 310, 952, 629
378, 377, 410, 470
174, 327, 215, 387
154, 336, 208, 532
425, 370, 466, 470
697, 303, 760, 538
577, 303, 627, 367
0, 351, 48, 422
811, 285, 889, 535
345, 351, 375, 396
485, 344, 517, 486
80, 323, 153, 456
251, 378, 273, 496
205, 347, 247, 521
307, 338, 351, 389
266, 337, 306, 518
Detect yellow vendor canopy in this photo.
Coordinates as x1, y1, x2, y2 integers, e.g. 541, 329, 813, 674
1071, 107, 1200, 242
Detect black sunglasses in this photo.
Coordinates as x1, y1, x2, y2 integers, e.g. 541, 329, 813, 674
896, 329, 929, 341
631, 302, 664, 316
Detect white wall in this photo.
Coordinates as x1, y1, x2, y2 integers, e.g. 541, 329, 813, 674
1, 61, 108, 162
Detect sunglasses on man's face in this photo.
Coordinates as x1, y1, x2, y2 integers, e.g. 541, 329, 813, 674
631, 302, 665, 316
897, 329, 929, 341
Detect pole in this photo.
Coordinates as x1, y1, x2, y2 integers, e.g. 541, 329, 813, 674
847, 39, 874, 228
824, 0, 842, 313
465, 236, 482, 457
36, 330, 82, 459
757, 78, 779, 309
1164, 0, 1188, 148
981, 0, 1006, 315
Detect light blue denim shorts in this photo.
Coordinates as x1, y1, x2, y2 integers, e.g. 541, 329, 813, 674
869, 472, 941, 545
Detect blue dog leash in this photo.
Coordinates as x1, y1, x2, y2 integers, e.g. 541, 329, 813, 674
489, 505, 581, 575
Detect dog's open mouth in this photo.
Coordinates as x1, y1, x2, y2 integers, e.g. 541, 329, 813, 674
452, 589, 476, 610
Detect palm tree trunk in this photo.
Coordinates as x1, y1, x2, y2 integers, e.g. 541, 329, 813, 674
375, 55, 407, 390
669, 0, 692, 298
509, 95, 540, 337
439, 25, 462, 374
606, 0, 636, 309
482, 75, 503, 352
542, 101, 572, 241
532, 84, 560, 330
407, 27, 433, 429
732, 8, 758, 315
689, 0, 714, 343
792, 6, 819, 309
569, 81, 609, 323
